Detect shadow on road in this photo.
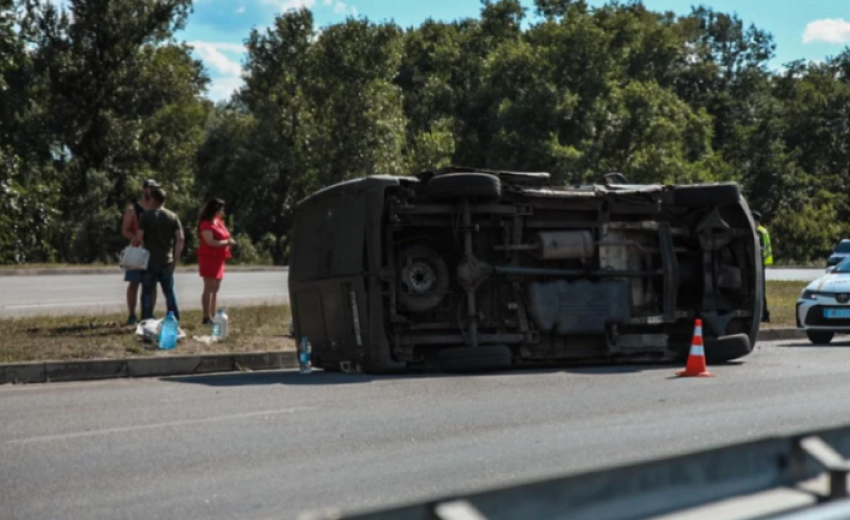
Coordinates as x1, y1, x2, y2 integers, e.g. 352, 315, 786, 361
562, 365, 674, 375
163, 371, 380, 386
162, 361, 708, 387
164, 368, 585, 387
779, 341, 850, 348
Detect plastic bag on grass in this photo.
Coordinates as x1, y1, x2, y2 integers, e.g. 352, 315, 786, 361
134, 318, 187, 344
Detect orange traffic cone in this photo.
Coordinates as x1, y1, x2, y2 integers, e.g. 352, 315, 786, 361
676, 319, 714, 378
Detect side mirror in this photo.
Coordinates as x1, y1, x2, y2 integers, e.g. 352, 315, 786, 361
827, 266, 836, 273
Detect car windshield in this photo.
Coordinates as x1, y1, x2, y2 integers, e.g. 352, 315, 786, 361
834, 256, 850, 273
837, 242, 850, 253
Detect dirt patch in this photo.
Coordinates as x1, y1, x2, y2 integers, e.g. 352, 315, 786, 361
0, 305, 294, 363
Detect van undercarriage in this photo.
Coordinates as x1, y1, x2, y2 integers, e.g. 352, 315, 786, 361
288, 168, 763, 374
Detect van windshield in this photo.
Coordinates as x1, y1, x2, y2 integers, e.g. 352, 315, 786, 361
837, 242, 850, 253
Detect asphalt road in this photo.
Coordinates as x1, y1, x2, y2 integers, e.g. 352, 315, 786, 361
0, 271, 289, 317
4, 338, 850, 520
0, 268, 824, 318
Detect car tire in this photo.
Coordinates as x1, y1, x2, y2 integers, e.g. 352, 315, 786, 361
672, 183, 741, 207
806, 331, 834, 345
438, 345, 513, 373
426, 173, 501, 202
397, 244, 450, 313
704, 333, 753, 363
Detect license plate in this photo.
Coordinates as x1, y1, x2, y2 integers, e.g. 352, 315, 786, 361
824, 308, 850, 319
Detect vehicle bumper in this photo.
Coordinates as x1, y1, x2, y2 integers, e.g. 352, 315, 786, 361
797, 295, 850, 332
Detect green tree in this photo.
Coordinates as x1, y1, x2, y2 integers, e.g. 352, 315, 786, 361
23, 0, 208, 262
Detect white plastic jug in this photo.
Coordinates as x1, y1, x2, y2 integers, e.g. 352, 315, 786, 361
212, 308, 229, 340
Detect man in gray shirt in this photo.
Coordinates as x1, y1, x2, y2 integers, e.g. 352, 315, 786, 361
134, 186, 184, 321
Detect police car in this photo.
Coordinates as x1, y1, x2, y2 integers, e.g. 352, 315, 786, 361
797, 257, 850, 344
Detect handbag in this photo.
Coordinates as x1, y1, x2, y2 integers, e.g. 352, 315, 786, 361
120, 245, 150, 271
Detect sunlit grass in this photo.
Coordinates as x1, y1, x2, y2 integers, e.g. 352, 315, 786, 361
0, 305, 293, 364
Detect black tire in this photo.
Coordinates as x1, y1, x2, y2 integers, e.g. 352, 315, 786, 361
397, 244, 450, 313
673, 183, 741, 207
438, 345, 513, 373
807, 331, 834, 345
704, 333, 753, 363
426, 173, 501, 202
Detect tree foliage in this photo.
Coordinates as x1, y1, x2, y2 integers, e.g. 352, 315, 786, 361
2, 0, 850, 264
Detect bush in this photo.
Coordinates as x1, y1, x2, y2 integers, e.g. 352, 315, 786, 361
229, 233, 273, 265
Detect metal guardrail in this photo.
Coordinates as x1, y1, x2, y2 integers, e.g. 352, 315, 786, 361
302, 424, 850, 520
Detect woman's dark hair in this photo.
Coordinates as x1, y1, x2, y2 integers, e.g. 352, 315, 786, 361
198, 198, 225, 224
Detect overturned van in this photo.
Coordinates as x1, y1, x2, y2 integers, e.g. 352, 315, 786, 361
288, 167, 763, 374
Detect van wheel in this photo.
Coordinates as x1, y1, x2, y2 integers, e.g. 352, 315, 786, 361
426, 173, 501, 202
438, 345, 513, 373
807, 331, 834, 344
398, 244, 450, 313
704, 334, 753, 363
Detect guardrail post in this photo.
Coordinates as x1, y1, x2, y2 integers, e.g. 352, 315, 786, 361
799, 435, 850, 500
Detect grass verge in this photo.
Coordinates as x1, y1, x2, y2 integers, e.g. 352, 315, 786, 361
0, 282, 805, 364
0, 305, 294, 364
765, 281, 803, 328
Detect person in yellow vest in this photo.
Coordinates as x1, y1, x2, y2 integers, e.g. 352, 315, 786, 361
753, 211, 772, 323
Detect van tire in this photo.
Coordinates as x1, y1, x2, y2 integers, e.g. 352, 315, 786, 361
704, 334, 753, 363
426, 173, 501, 202
673, 184, 741, 207
438, 345, 513, 373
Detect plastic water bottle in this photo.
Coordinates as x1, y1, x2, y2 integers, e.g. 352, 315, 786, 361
212, 308, 229, 341
158, 311, 179, 350
299, 337, 312, 374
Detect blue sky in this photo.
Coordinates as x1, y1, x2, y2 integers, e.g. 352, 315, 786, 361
182, 0, 850, 101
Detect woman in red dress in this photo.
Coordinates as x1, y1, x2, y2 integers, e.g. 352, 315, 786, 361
197, 198, 235, 324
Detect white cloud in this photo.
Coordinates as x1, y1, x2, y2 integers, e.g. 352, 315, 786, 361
188, 41, 247, 101
236, 6, 246, 14
189, 41, 245, 78
196, 42, 246, 54
261, 0, 357, 16
803, 18, 850, 44
207, 76, 245, 102
262, 0, 316, 12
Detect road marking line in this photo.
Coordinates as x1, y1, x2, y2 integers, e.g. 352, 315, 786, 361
7, 407, 310, 445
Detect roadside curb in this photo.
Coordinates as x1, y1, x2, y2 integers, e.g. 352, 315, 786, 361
0, 330, 813, 385
0, 351, 297, 385
0, 266, 288, 277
